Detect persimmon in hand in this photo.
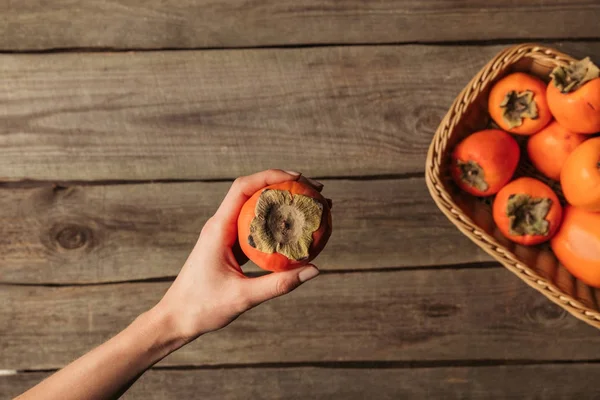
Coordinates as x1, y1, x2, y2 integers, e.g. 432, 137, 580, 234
492, 177, 562, 246
527, 121, 587, 181
451, 129, 520, 196
238, 181, 332, 272
547, 57, 600, 134
488, 72, 552, 135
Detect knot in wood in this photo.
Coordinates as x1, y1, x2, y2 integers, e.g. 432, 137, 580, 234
529, 302, 565, 323
55, 224, 89, 250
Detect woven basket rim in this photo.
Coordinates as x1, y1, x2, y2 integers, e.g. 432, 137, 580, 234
424, 43, 600, 329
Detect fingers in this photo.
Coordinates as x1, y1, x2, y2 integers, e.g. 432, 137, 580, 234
243, 265, 320, 307
298, 176, 324, 192
214, 169, 301, 227
298, 176, 332, 209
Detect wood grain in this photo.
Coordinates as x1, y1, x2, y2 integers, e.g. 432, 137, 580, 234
4, 364, 600, 400
2, 268, 600, 370
0, 44, 550, 181
3, 44, 598, 181
1, 1, 600, 50
0, 178, 491, 284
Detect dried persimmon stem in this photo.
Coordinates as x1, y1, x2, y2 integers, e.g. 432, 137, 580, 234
506, 194, 552, 236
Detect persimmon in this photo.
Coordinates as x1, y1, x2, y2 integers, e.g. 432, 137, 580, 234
492, 177, 562, 246
560, 137, 600, 211
451, 129, 520, 196
237, 181, 332, 272
526, 121, 587, 180
547, 57, 600, 134
551, 206, 600, 288
488, 72, 552, 135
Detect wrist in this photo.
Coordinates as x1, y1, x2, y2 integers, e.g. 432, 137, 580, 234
129, 303, 188, 363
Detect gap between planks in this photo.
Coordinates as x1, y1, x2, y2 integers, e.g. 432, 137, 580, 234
0, 173, 425, 189
9, 358, 600, 375
0, 262, 501, 288
2, 38, 600, 55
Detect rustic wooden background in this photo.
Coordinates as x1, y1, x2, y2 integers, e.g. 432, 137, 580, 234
1, 1, 600, 399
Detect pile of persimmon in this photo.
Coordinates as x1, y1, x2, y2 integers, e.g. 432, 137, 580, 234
451, 57, 600, 287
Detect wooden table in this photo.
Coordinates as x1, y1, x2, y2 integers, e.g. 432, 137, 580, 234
1, 2, 600, 399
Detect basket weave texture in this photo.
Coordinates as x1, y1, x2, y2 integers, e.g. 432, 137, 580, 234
425, 43, 600, 329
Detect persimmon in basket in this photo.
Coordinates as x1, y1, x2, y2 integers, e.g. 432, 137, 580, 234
526, 120, 587, 181
551, 206, 600, 288
488, 72, 552, 135
547, 57, 600, 134
492, 177, 562, 246
561, 137, 600, 212
450, 129, 520, 196
237, 181, 332, 272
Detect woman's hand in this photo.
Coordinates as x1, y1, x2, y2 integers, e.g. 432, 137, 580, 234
18, 170, 323, 400
156, 169, 324, 343
17, 169, 326, 400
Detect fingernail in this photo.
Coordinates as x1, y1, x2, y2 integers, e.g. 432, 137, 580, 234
298, 266, 319, 283
284, 170, 301, 177
306, 177, 324, 189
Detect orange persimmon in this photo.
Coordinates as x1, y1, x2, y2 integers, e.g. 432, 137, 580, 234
527, 120, 587, 181
237, 181, 332, 272
451, 129, 520, 196
551, 206, 600, 288
547, 57, 600, 134
560, 137, 600, 211
492, 177, 562, 246
488, 72, 552, 135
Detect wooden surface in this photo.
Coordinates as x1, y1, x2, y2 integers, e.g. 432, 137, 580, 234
3, 268, 600, 370
0, 178, 489, 284
1, 1, 600, 50
3, 365, 600, 400
2, 1, 600, 399
0, 43, 596, 181
1, 45, 489, 181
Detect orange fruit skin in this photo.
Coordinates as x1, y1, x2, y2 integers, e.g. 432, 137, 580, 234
488, 72, 552, 135
237, 181, 332, 272
527, 120, 587, 181
547, 78, 600, 134
551, 206, 600, 288
492, 177, 562, 246
560, 137, 600, 212
451, 129, 520, 196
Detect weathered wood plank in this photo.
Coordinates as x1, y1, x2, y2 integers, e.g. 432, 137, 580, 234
3, 42, 598, 183
3, 43, 598, 181
4, 364, 600, 400
1, 1, 600, 50
4, 44, 598, 181
0, 45, 481, 181
2, 268, 599, 370
0, 178, 490, 284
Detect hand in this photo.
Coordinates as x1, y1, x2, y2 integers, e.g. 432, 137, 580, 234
156, 169, 325, 343
15, 169, 329, 400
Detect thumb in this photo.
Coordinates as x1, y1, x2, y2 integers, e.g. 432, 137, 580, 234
245, 265, 320, 307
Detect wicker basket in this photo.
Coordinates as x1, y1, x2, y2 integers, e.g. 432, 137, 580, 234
425, 43, 600, 329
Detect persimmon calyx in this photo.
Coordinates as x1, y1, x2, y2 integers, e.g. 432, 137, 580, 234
248, 189, 323, 260
457, 160, 489, 192
506, 194, 552, 236
499, 90, 538, 129
551, 57, 600, 94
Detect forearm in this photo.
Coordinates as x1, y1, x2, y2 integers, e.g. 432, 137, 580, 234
17, 304, 185, 400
